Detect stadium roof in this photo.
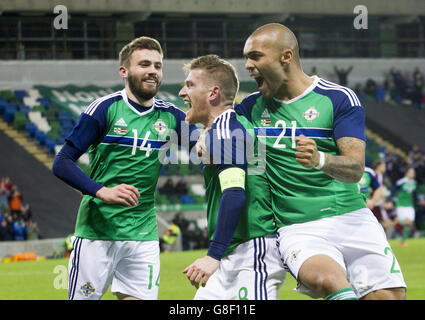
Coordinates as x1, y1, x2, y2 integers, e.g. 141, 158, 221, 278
1, 0, 424, 16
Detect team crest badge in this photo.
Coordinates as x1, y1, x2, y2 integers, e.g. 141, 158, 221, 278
81, 282, 95, 297
153, 119, 167, 133
289, 249, 302, 263
303, 107, 319, 122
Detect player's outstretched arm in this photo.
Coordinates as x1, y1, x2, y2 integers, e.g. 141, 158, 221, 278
295, 135, 365, 183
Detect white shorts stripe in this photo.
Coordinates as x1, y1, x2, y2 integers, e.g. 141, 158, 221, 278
68, 237, 83, 300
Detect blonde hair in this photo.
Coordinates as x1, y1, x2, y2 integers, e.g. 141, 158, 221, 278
184, 54, 239, 102
119, 36, 163, 67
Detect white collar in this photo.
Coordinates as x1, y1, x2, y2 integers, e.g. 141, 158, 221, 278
273, 75, 319, 104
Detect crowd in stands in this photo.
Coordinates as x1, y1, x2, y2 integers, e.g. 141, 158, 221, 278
172, 211, 209, 251
353, 67, 424, 109
157, 177, 197, 205
0, 177, 40, 241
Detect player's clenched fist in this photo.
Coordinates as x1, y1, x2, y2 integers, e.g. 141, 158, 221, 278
96, 184, 140, 207
295, 134, 321, 168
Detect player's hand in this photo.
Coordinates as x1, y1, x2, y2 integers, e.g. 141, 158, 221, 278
182, 256, 220, 289
295, 134, 320, 168
366, 199, 375, 209
384, 201, 394, 210
196, 128, 211, 165
95, 184, 140, 207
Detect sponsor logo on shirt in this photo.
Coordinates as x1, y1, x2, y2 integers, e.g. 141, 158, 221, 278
261, 119, 271, 126
113, 127, 127, 134
261, 108, 271, 126
113, 118, 128, 134
114, 118, 127, 127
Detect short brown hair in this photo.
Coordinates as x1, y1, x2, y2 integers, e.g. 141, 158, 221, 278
119, 36, 163, 66
184, 54, 239, 102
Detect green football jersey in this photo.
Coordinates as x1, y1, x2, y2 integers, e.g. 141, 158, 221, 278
235, 76, 367, 227
358, 167, 380, 200
394, 177, 417, 208
67, 89, 195, 241
202, 110, 276, 256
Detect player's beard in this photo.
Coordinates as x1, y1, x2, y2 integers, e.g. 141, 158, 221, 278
128, 72, 161, 101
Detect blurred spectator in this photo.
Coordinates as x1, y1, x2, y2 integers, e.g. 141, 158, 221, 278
385, 151, 407, 185
354, 83, 365, 103
0, 182, 10, 208
173, 212, 191, 250
0, 177, 40, 242
390, 68, 407, 103
160, 178, 175, 196
334, 65, 353, 86
197, 228, 209, 249
416, 154, 425, 185
9, 187, 22, 215
412, 67, 424, 110
175, 178, 189, 196
21, 203, 33, 222
0, 213, 14, 241
2, 177, 13, 191
26, 221, 40, 240
159, 220, 181, 252
408, 145, 423, 169
363, 79, 378, 102
13, 219, 27, 241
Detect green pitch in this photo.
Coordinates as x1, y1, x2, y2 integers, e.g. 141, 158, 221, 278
0, 238, 424, 300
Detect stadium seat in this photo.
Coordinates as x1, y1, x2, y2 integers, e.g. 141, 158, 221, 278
23, 96, 40, 108
13, 112, 29, 131
14, 90, 28, 101
0, 101, 9, 115
36, 97, 50, 108
36, 130, 47, 146
28, 110, 51, 133
18, 104, 31, 115
0, 90, 14, 101
3, 105, 17, 123
25, 122, 37, 137
45, 137, 57, 154
59, 118, 74, 129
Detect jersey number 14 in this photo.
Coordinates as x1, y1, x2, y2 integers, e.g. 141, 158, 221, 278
131, 129, 152, 156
